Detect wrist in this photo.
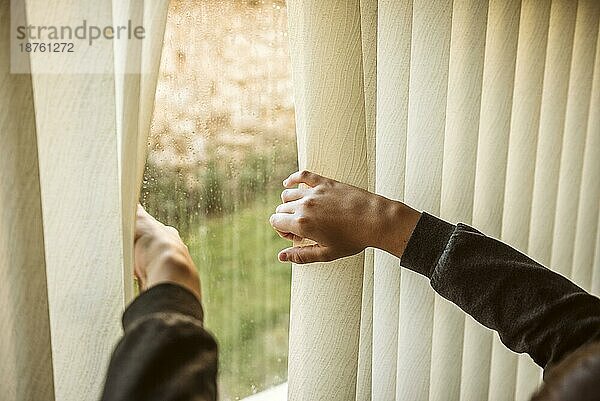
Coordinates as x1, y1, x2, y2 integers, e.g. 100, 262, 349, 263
371, 196, 421, 259
146, 249, 201, 300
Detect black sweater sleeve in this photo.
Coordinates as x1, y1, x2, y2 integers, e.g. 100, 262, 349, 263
101, 283, 218, 401
400, 212, 600, 370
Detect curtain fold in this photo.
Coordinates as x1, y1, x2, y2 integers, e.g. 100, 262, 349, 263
26, 2, 125, 399
0, 3, 54, 400
287, 0, 600, 400
114, 0, 144, 303
115, 0, 170, 303
1, 1, 169, 399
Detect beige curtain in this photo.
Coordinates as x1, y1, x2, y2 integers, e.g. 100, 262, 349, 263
0, 1, 169, 400
286, 1, 600, 400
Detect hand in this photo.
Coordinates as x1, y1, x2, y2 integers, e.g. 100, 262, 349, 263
269, 170, 421, 264
134, 204, 201, 300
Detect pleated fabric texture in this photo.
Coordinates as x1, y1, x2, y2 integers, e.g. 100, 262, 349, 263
0, 1, 169, 400
286, 0, 600, 400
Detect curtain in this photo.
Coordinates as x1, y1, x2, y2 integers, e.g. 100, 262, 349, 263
286, 1, 600, 401
0, 1, 169, 400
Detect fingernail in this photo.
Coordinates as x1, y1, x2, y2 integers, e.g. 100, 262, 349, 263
283, 179, 287, 186
279, 252, 288, 262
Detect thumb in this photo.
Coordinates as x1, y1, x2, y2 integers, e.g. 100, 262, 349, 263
278, 244, 331, 264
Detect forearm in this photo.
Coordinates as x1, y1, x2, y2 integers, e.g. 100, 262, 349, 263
395, 212, 600, 369
101, 284, 218, 401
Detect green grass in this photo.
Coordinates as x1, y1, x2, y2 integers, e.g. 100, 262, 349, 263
141, 150, 296, 399
184, 189, 291, 400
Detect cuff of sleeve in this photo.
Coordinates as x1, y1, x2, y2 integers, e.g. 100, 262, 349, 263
122, 283, 204, 331
400, 212, 456, 278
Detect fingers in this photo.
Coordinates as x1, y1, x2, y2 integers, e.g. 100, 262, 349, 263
281, 188, 307, 203
275, 199, 300, 214
278, 245, 332, 264
283, 170, 324, 188
269, 213, 301, 236
275, 229, 293, 239
135, 204, 162, 241
275, 229, 303, 242
135, 204, 152, 241
135, 204, 180, 243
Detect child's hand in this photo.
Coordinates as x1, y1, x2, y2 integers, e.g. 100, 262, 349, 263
134, 205, 201, 300
269, 171, 421, 264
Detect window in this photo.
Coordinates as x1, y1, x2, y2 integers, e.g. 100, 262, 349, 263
140, 0, 296, 399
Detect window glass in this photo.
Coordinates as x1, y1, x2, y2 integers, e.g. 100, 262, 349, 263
141, 0, 296, 399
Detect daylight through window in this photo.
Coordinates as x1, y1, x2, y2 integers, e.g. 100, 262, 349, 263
141, 1, 296, 399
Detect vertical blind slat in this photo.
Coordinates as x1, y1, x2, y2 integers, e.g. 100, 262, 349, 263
528, 0, 577, 274
592, 212, 600, 296
396, 1, 453, 400
571, 23, 600, 292
432, 1, 488, 400
468, 1, 522, 400
551, 0, 600, 282
286, 1, 369, 399
360, 0, 378, 195
356, 1, 377, 399
372, 1, 413, 399
430, 0, 488, 400
503, 1, 552, 400
522, 0, 580, 395
527, 3, 581, 387
372, 250, 401, 399
452, 9, 494, 398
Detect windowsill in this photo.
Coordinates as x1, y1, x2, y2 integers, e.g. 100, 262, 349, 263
240, 382, 288, 401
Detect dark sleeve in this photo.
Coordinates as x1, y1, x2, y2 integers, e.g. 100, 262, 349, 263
400, 212, 600, 370
101, 283, 218, 401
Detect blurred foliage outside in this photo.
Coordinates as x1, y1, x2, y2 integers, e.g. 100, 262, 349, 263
140, 0, 296, 399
